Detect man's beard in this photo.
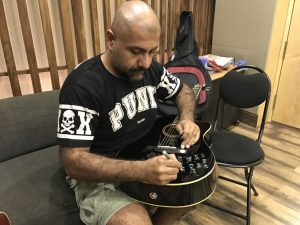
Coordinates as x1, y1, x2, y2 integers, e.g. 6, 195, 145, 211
119, 67, 146, 82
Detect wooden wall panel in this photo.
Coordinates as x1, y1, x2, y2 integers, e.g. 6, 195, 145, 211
102, 0, 111, 33
167, 0, 174, 59
206, 0, 216, 54
89, 0, 101, 55
0, 0, 215, 97
38, 0, 60, 89
16, 0, 42, 93
71, 0, 87, 62
58, 0, 75, 73
150, 0, 159, 61
159, 0, 167, 63
0, 0, 21, 96
114, 0, 124, 10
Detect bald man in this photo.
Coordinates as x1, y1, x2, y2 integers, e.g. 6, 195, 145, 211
57, 1, 199, 225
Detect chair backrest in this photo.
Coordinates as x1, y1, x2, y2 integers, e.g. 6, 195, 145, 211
214, 65, 271, 144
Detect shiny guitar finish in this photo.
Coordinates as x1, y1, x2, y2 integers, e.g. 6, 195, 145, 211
0, 212, 11, 225
117, 115, 217, 208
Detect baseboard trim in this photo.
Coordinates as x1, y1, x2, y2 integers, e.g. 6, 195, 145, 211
240, 110, 258, 127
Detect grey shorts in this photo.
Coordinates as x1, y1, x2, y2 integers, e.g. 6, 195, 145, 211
66, 176, 155, 225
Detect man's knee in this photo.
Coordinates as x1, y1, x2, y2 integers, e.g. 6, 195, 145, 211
107, 203, 152, 225
152, 206, 195, 225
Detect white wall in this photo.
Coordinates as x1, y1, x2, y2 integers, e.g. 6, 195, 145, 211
212, 0, 277, 113
212, 0, 276, 68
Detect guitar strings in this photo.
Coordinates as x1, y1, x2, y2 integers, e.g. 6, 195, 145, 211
160, 85, 202, 147
160, 85, 201, 146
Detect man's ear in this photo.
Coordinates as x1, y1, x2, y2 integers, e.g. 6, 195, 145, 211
106, 29, 115, 50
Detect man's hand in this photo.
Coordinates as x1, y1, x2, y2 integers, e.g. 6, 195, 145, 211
60, 147, 181, 185
174, 83, 200, 149
140, 154, 181, 185
176, 119, 200, 149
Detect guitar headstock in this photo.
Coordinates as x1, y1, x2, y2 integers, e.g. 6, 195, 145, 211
192, 83, 206, 99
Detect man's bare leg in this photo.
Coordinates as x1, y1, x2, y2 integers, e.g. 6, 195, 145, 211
152, 206, 195, 225
107, 203, 153, 225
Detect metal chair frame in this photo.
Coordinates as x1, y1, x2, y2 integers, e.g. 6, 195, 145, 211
203, 65, 271, 225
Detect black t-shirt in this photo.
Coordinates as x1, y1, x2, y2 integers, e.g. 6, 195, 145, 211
57, 55, 182, 156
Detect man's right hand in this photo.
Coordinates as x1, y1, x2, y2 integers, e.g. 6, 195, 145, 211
138, 154, 182, 185
60, 146, 181, 185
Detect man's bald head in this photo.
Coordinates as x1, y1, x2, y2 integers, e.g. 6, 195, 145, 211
111, 0, 161, 40
102, 1, 161, 81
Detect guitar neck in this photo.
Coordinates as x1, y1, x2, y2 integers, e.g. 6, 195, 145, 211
160, 84, 204, 147
171, 84, 204, 124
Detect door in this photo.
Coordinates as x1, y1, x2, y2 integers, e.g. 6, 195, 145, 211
272, 0, 300, 128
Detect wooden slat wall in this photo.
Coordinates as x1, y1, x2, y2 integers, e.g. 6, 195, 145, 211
0, 0, 215, 97
16, 0, 42, 93
38, 0, 60, 89
0, 0, 21, 96
102, 0, 111, 33
71, 0, 87, 62
89, 0, 101, 56
159, 0, 166, 63
58, 0, 75, 74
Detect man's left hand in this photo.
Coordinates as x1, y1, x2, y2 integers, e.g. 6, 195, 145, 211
176, 120, 200, 149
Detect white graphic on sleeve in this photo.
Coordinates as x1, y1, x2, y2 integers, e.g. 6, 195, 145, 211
57, 104, 99, 140
122, 93, 136, 119
57, 109, 61, 132
157, 69, 179, 97
76, 111, 93, 135
61, 110, 75, 134
109, 103, 124, 132
135, 87, 150, 112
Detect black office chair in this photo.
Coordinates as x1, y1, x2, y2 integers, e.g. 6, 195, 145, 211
204, 65, 271, 225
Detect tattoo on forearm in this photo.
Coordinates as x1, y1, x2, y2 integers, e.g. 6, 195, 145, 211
176, 84, 196, 120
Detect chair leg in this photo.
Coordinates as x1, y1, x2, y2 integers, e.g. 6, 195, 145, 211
251, 184, 259, 196
244, 168, 259, 196
205, 167, 258, 225
246, 167, 255, 225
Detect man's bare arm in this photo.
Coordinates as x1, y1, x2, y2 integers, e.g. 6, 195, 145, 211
175, 83, 200, 148
60, 146, 181, 185
175, 83, 196, 121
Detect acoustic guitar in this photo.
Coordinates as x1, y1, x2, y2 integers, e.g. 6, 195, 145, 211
0, 212, 11, 225
117, 85, 217, 208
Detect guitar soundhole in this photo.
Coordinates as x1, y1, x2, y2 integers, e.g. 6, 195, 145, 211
162, 124, 178, 138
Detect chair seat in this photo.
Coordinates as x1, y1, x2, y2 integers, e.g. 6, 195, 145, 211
211, 131, 264, 167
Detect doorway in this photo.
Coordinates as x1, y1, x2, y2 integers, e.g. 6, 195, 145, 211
271, 0, 300, 129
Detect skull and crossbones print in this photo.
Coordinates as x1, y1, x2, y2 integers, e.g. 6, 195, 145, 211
61, 110, 75, 134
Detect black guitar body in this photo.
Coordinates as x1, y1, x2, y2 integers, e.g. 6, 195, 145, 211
117, 115, 217, 208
